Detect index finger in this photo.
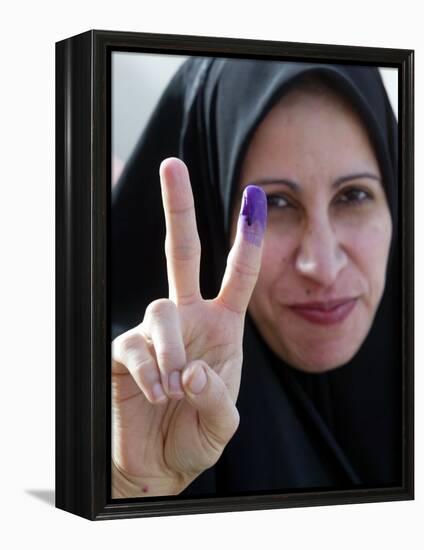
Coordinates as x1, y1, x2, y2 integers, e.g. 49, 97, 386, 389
159, 158, 202, 305
217, 186, 267, 314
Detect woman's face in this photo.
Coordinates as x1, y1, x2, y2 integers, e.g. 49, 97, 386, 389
230, 87, 392, 373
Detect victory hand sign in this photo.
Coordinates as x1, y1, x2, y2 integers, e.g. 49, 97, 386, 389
112, 158, 267, 497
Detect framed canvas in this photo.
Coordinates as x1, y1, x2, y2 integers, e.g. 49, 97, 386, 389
55, 29, 414, 520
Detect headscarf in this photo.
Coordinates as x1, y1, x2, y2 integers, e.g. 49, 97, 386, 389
112, 57, 401, 496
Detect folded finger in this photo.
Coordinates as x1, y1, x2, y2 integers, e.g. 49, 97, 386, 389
217, 186, 267, 314
182, 360, 240, 452
112, 330, 167, 404
145, 298, 187, 399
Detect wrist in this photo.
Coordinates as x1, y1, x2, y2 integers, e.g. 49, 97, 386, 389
111, 460, 188, 498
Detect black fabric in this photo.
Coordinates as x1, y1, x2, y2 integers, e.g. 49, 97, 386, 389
111, 57, 401, 496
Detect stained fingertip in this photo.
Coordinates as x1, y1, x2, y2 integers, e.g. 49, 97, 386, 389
239, 185, 267, 247
216, 186, 266, 314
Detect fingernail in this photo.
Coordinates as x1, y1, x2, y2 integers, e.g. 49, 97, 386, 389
186, 363, 207, 395
240, 186, 267, 246
168, 370, 184, 396
152, 382, 167, 403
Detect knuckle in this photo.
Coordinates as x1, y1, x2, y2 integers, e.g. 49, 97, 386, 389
113, 331, 144, 361
165, 238, 201, 262
229, 255, 259, 281
167, 201, 194, 216
131, 357, 156, 382
145, 298, 176, 320
156, 348, 184, 370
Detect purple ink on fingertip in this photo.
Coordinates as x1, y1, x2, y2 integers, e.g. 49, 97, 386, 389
240, 185, 267, 246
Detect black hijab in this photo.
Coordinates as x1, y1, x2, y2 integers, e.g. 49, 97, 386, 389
112, 57, 401, 496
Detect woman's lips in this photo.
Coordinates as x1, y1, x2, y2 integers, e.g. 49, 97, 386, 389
288, 298, 358, 325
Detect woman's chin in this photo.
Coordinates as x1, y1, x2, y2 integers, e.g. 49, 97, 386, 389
285, 344, 360, 373
272, 307, 371, 373
271, 334, 362, 374
289, 357, 351, 374
253, 304, 371, 373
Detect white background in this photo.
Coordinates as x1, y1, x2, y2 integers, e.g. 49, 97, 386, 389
0, 1, 421, 548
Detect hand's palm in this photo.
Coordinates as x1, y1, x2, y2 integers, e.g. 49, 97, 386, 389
113, 301, 242, 480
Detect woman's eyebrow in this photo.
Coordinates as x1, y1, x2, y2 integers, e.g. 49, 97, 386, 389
249, 178, 300, 192
249, 172, 381, 192
333, 172, 381, 188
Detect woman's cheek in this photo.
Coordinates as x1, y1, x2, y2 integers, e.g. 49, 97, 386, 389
262, 229, 293, 270
365, 217, 392, 284
340, 215, 392, 305
256, 233, 293, 301
338, 207, 392, 256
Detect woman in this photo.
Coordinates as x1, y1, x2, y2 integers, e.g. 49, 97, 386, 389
111, 58, 401, 498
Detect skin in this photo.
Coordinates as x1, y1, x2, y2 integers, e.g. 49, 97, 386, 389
230, 87, 393, 372
111, 158, 266, 497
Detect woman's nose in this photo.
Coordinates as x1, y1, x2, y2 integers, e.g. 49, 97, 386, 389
294, 215, 348, 287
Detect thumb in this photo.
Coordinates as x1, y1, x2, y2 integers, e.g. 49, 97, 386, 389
182, 360, 240, 448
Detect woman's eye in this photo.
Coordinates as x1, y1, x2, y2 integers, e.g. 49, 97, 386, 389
336, 187, 372, 206
266, 194, 291, 209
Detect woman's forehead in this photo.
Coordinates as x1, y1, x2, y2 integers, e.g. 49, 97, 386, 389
238, 91, 380, 184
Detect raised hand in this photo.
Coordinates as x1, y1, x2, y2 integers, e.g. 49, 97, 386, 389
111, 157, 267, 497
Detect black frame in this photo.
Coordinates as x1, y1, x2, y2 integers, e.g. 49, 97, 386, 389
55, 29, 414, 521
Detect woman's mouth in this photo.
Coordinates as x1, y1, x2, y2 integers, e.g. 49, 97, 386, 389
288, 298, 358, 325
